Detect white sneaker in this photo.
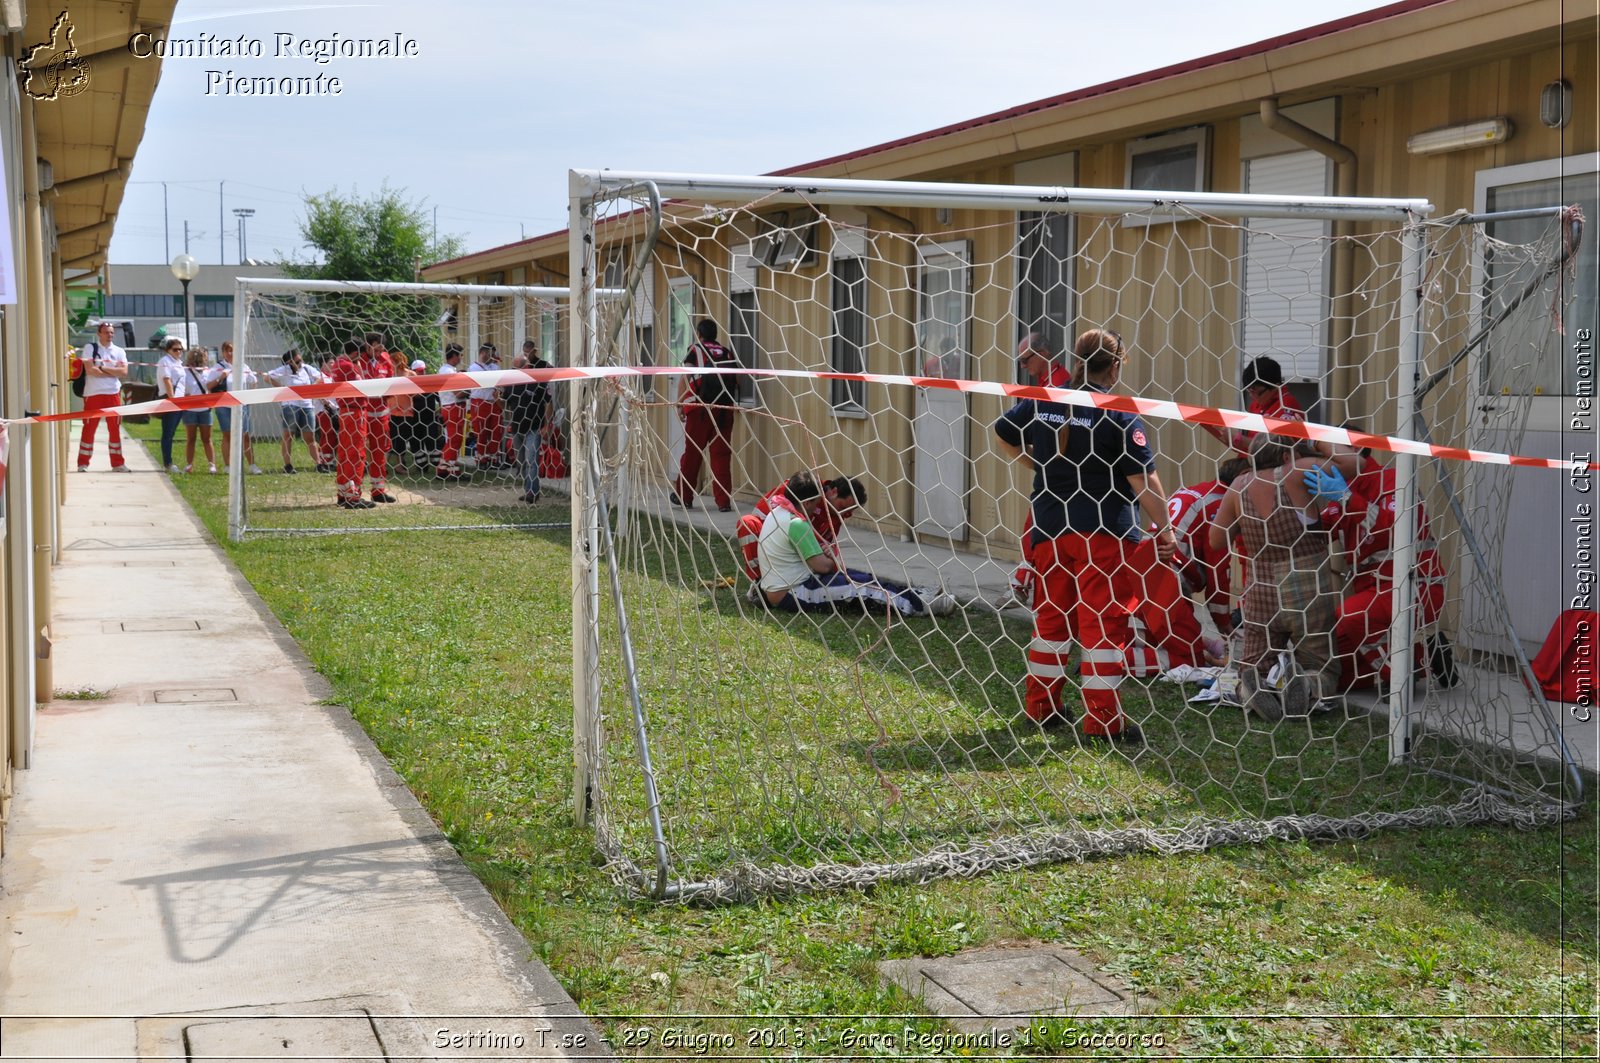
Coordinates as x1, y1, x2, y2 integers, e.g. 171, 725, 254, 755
207, 464, 217, 474
1162, 664, 1218, 684
75, 465, 87, 473
183, 465, 192, 473
924, 592, 958, 617
166, 464, 180, 474
112, 465, 132, 473
248, 464, 263, 475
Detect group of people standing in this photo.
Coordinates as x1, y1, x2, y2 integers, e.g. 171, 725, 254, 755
73, 328, 559, 511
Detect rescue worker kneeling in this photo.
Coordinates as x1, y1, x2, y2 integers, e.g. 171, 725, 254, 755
752, 473, 953, 617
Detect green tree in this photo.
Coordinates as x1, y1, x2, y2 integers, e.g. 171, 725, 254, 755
283, 185, 462, 282
270, 186, 466, 365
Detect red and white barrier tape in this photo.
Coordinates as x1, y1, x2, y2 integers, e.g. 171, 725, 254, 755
19, 365, 1598, 474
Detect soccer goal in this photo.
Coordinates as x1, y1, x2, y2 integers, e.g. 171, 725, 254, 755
567, 171, 1587, 902
227, 278, 575, 540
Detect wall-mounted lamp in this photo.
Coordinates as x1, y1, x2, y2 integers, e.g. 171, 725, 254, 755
1405, 117, 1512, 156
1540, 80, 1572, 129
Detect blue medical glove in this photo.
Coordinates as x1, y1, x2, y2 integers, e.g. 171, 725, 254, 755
1303, 465, 1350, 504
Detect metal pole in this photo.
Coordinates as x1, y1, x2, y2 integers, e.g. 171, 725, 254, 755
571, 168, 1432, 222
227, 278, 248, 542
1387, 219, 1426, 764
218, 180, 225, 264
569, 170, 601, 826
181, 278, 192, 350
162, 181, 169, 262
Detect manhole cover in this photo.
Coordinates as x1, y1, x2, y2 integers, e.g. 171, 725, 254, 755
185, 1011, 385, 1058
880, 945, 1142, 1030
153, 688, 238, 704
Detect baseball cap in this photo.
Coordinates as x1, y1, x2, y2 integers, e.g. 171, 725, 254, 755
410, 359, 427, 371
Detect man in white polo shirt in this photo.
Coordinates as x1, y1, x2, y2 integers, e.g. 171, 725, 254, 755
76, 321, 131, 472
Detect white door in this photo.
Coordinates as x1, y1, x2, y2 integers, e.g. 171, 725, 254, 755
665, 277, 694, 481
913, 241, 972, 539
1464, 153, 1600, 655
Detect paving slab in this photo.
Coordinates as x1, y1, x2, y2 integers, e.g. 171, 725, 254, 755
879, 944, 1144, 1033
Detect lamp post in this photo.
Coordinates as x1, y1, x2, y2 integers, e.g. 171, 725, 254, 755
232, 207, 255, 264
170, 253, 199, 349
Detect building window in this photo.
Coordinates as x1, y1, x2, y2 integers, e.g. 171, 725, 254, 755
729, 291, 760, 405
1475, 153, 1600, 410
830, 256, 866, 410
728, 242, 762, 406
105, 293, 183, 317
1014, 212, 1074, 377
1125, 126, 1210, 225
194, 295, 234, 318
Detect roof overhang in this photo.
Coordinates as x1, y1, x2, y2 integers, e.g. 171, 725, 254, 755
20, 0, 174, 273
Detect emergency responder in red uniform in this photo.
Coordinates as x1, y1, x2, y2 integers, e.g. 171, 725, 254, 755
672, 319, 741, 512
436, 343, 467, 479
324, 333, 396, 509
1006, 331, 1074, 606
1309, 461, 1449, 690
994, 328, 1178, 743
1203, 355, 1306, 457
738, 473, 858, 580
1164, 458, 1251, 637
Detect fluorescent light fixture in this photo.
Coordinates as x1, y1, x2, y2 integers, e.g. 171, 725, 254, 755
1405, 117, 1512, 156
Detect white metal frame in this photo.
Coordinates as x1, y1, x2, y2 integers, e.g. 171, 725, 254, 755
226, 277, 577, 543
567, 170, 1438, 894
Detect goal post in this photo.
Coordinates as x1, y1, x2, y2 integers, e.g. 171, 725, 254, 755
227, 277, 579, 543
569, 170, 1583, 902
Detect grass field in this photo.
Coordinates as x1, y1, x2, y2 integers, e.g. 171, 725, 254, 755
143, 424, 1598, 1057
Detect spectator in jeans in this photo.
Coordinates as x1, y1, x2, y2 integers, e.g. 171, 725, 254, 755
504, 342, 554, 503
155, 337, 186, 473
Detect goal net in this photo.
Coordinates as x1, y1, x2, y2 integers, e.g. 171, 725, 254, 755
568, 173, 1586, 902
228, 279, 573, 539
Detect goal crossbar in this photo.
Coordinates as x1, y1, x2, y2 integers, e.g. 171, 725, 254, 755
570, 168, 1434, 222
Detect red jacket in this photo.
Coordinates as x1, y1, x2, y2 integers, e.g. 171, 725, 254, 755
324, 349, 394, 413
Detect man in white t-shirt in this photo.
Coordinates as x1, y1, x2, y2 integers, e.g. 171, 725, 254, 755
154, 336, 186, 472
263, 349, 320, 473
76, 321, 131, 471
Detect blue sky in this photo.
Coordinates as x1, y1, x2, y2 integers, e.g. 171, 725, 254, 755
106, 0, 1388, 268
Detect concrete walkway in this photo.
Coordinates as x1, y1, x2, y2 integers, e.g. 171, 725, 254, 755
0, 439, 597, 1060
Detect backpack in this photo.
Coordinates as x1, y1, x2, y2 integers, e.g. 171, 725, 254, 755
71, 344, 93, 398
693, 340, 740, 408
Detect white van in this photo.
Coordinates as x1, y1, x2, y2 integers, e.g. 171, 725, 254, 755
155, 321, 200, 347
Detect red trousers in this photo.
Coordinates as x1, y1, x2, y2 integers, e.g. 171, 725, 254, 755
1333, 572, 1446, 689
77, 393, 125, 469
1122, 539, 1204, 669
315, 409, 337, 464
469, 398, 507, 463
439, 403, 464, 472
676, 404, 735, 508
1027, 533, 1138, 735
335, 407, 389, 500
